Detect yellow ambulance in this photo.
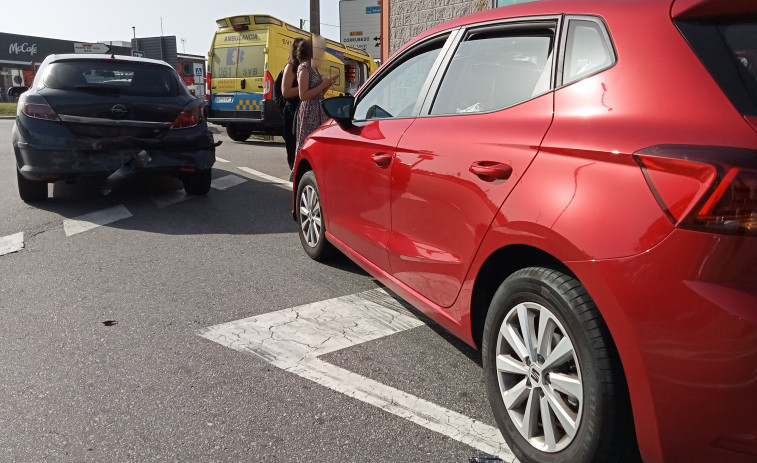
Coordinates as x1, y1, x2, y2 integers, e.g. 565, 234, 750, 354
206, 14, 378, 141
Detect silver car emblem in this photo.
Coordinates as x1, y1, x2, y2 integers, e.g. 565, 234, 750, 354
111, 104, 127, 118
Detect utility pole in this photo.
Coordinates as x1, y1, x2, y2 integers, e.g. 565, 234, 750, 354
132, 27, 139, 57
310, 0, 320, 35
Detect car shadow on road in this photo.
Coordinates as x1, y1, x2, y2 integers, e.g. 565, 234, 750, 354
29, 167, 481, 364
318, 251, 371, 276
30, 167, 298, 237
370, 280, 483, 366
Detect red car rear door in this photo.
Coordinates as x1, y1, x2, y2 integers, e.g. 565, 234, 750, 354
387, 19, 559, 308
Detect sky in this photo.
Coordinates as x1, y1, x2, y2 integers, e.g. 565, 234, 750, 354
0, 0, 343, 57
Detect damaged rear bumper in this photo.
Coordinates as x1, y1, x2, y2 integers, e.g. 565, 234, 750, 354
13, 119, 220, 182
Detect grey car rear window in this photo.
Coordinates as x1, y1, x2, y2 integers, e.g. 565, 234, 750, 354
43, 61, 181, 97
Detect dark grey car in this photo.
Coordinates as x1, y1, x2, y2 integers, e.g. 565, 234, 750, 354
11, 53, 219, 201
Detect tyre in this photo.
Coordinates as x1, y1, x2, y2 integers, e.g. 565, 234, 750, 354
296, 171, 336, 261
182, 168, 212, 195
482, 267, 636, 463
17, 168, 48, 202
226, 125, 253, 142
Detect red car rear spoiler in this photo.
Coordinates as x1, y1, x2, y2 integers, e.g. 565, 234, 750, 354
672, 0, 757, 19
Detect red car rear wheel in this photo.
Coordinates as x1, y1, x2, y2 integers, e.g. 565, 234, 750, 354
483, 267, 638, 463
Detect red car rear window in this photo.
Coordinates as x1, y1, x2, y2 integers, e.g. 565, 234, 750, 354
677, 19, 757, 116
722, 22, 757, 106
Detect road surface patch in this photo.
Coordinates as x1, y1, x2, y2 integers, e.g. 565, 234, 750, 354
198, 288, 515, 461
63, 205, 132, 237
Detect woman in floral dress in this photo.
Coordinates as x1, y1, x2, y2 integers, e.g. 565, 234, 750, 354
293, 38, 338, 156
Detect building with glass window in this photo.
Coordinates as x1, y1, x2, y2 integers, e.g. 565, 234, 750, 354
0, 33, 131, 101
378, 0, 538, 61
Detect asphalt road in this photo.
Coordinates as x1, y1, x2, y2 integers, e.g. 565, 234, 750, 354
0, 120, 510, 463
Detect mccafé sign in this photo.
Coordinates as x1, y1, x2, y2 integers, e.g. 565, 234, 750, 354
0, 33, 59, 61
0, 32, 130, 64
8, 42, 38, 57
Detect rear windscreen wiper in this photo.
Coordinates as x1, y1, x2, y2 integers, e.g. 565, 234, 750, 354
73, 85, 122, 93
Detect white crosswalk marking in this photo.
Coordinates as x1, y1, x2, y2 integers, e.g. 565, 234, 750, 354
215, 157, 231, 163
210, 174, 247, 190
63, 205, 133, 237
198, 288, 515, 461
0, 232, 24, 256
237, 167, 292, 191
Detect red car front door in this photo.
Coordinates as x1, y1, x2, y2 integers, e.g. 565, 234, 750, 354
309, 119, 415, 271
312, 33, 454, 272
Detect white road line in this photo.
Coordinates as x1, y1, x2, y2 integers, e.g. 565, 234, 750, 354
292, 358, 512, 459
210, 174, 247, 191
0, 232, 24, 256
237, 166, 292, 191
63, 205, 133, 237
215, 157, 231, 163
197, 288, 515, 461
151, 189, 188, 208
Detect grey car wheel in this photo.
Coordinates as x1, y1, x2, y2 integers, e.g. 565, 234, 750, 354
183, 168, 211, 195
17, 168, 48, 202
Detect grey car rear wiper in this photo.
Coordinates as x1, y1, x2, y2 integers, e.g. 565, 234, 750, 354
73, 85, 122, 93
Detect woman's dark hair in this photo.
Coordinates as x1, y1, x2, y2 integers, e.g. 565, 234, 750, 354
289, 38, 312, 69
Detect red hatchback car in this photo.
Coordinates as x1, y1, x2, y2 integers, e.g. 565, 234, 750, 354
292, 0, 757, 462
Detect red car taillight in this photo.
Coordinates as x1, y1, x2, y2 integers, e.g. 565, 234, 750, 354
170, 104, 202, 129
634, 145, 757, 235
19, 93, 60, 121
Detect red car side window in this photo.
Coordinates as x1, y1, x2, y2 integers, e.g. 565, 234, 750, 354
354, 35, 448, 120
430, 24, 556, 115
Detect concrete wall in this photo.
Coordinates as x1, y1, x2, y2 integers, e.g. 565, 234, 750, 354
387, 0, 490, 56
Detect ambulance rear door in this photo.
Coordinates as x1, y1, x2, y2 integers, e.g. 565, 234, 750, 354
209, 26, 268, 121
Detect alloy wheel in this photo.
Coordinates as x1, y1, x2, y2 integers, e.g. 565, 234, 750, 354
495, 301, 583, 453
299, 184, 322, 248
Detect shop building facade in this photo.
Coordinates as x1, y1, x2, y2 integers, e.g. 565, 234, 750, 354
1, 32, 131, 100
1, 32, 205, 101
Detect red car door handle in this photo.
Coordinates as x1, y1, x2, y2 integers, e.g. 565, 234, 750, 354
372, 153, 393, 168
469, 161, 513, 181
